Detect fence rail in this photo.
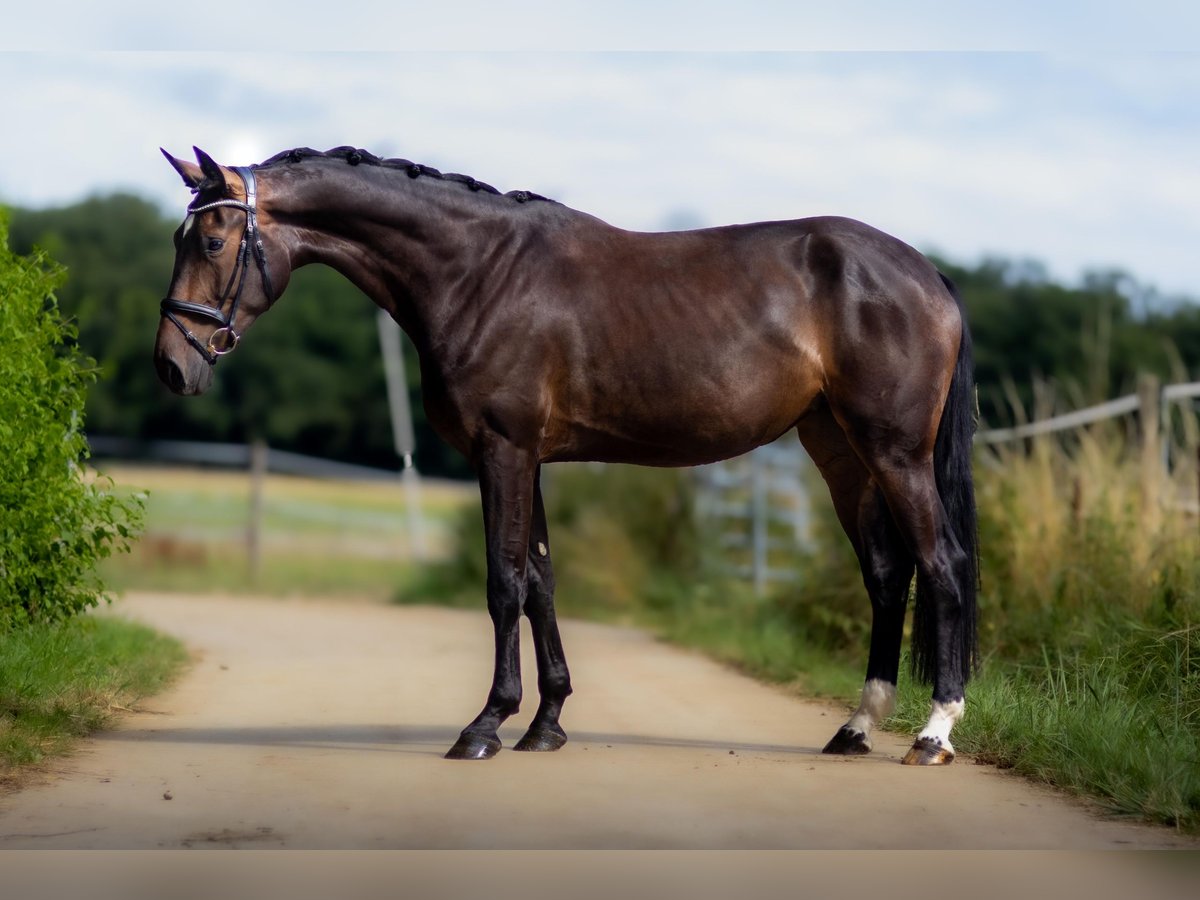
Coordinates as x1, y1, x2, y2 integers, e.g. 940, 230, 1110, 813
975, 377, 1200, 445
974, 394, 1142, 444
86, 435, 400, 482
85, 434, 429, 571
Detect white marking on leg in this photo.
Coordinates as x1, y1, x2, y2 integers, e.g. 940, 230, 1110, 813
841, 678, 896, 748
917, 697, 964, 753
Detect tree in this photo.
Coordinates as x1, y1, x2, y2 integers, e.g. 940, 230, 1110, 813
10, 196, 470, 477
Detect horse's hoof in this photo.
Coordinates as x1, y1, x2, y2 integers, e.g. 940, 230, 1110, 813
822, 726, 872, 755
513, 724, 568, 752
444, 732, 502, 760
901, 736, 955, 766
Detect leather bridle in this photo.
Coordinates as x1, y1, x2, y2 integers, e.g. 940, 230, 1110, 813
160, 166, 275, 366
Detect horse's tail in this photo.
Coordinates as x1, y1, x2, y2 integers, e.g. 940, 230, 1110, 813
911, 272, 979, 686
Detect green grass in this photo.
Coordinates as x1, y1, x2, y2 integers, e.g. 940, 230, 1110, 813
95, 464, 473, 599
0, 615, 188, 778
888, 621, 1200, 829
106, 543, 422, 598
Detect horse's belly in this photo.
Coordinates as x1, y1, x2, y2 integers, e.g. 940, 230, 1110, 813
544, 368, 819, 466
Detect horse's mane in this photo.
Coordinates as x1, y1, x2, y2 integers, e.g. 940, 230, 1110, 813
255, 146, 554, 205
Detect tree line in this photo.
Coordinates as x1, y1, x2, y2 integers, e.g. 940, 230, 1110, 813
8, 193, 1198, 478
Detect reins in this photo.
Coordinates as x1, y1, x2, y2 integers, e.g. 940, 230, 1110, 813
160, 166, 274, 366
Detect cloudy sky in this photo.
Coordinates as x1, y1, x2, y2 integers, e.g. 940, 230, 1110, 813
2, 3, 1198, 297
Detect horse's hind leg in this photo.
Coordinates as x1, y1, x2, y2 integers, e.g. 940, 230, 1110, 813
798, 411, 915, 756
514, 468, 573, 752
857, 454, 972, 765
825, 485, 914, 755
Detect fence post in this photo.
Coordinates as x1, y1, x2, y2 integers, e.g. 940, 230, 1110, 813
751, 451, 767, 597
1138, 373, 1162, 532
377, 308, 427, 560
247, 438, 268, 582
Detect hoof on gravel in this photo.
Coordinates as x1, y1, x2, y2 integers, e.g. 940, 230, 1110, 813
822, 726, 872, 755
444, 732, 502, 760
513, 724, 568, 752
901, 736, 955, 766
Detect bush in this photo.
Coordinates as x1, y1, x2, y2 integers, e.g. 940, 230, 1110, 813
0, 215, 143, 628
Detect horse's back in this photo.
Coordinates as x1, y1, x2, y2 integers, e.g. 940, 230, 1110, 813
519, 214, 957, 466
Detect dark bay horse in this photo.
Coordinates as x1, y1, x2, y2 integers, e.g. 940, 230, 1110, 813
155, 146, 978, 766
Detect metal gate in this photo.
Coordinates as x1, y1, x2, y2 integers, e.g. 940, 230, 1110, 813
694, 439, 813, 595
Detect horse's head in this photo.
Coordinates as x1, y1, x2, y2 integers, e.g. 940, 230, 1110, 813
155, 147, 287, 395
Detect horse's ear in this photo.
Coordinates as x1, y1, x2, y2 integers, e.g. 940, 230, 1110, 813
193, 147, 228, 194
161, 148, 203, 189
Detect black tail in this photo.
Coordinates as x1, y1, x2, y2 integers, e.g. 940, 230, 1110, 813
911, 272, 979, 686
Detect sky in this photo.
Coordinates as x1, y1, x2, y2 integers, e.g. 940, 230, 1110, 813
2, 3, 1198, 298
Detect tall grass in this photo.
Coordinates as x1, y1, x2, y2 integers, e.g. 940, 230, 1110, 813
943, 427, 1198, 828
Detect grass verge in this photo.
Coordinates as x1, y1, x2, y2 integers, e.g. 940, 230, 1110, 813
0, 615, 188, 782
892, 621, 1199, 829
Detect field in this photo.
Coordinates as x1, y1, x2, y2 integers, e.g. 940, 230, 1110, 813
95, 463, 475, 599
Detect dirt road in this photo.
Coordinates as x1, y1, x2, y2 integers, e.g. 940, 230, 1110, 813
0, 592, 1192, 849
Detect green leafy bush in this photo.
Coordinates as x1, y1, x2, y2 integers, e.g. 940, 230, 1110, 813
0, 215, 143, 628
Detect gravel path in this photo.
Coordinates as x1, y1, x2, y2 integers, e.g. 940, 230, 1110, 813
0, 591, 1192, 849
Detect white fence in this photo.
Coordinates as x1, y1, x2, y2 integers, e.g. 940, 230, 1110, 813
976, 376, 1200, 449
85, 435, 431, 570
86, 435, 400, 481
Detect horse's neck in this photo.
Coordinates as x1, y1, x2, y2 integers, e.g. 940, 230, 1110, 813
273, 165, 513, 347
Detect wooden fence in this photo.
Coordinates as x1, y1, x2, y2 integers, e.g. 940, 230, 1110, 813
696, 374, 1200, 594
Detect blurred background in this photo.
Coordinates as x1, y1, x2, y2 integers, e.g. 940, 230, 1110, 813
3, 48, 1198, 593
3, 13, 1199, 826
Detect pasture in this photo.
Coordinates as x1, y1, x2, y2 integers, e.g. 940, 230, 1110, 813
94, 463, 473, 599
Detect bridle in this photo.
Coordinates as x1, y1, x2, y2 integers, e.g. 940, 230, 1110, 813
160, 166, 275, 366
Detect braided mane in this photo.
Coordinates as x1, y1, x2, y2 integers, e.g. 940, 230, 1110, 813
255, 146, 553, 204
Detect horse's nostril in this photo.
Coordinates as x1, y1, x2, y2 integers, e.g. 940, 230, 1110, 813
156, 356, 187, 393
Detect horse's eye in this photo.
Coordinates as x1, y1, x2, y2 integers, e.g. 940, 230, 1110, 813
207, 238, 225, 253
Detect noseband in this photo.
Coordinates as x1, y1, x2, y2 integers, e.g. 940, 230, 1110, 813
160, 166, 275, 366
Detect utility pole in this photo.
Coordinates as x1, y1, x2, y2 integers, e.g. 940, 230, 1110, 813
377, 309, 427, 560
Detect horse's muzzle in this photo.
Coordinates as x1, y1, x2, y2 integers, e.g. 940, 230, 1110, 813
154, 348, 213, 396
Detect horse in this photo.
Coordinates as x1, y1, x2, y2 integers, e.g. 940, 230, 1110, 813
154, 146, 979, 766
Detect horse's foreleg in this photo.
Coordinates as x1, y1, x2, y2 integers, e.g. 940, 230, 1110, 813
514, 469, 573, 752
445, 439, 535, 760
